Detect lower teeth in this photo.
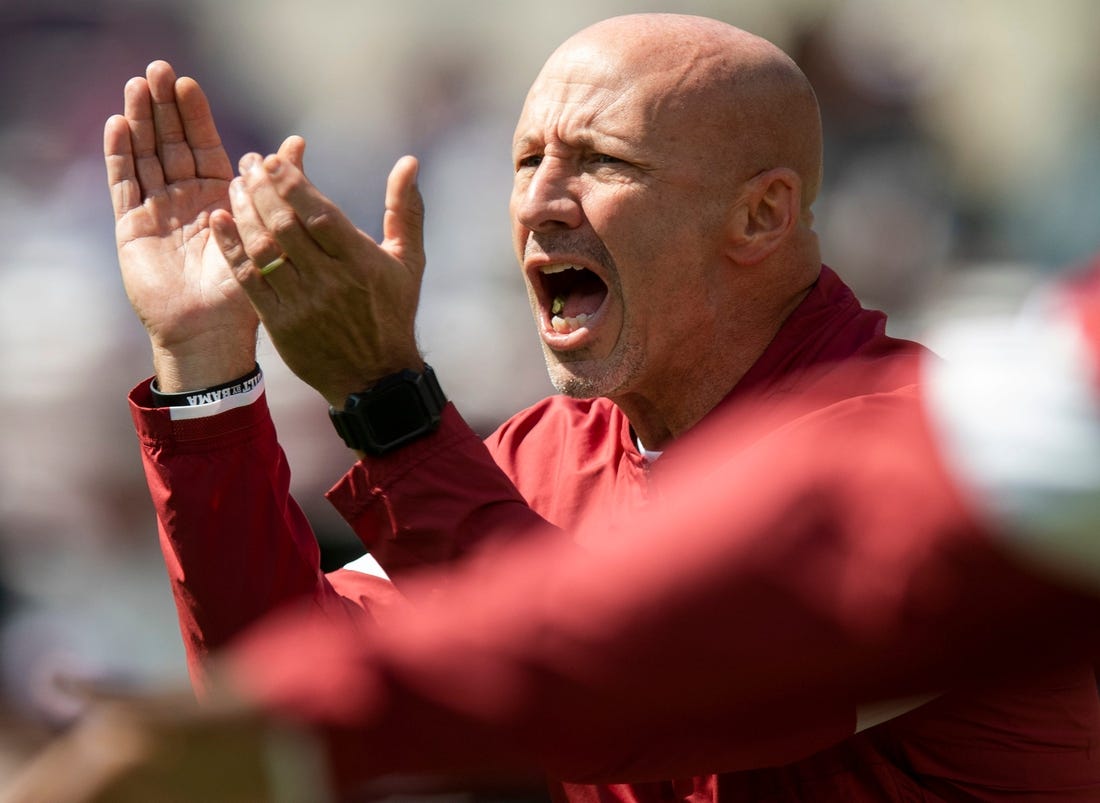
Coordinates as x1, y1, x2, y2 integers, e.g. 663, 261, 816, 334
551, 313, 589, 333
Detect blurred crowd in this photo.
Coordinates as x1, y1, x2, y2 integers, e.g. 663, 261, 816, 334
0, 0, 1096, 782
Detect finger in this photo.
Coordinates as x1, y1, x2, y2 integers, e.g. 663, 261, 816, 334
227, 169, 300, 286
277, 135, 306, 173
382, 155, 426, 278
242, 152, 338, 263
227, 170, 287, 269
211, 203, 280, 309
256, 151, 360, 258
104, 114, 142, 222
145, 60, 196, 183
122, 75, 165, 197
175, 76, 233, 181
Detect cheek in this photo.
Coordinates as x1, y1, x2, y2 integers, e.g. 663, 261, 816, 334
597, 181, 697, 243
614, 212, 720, 318
603, 200, 694, 275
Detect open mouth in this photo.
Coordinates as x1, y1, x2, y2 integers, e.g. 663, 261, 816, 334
540, 265, 608, 334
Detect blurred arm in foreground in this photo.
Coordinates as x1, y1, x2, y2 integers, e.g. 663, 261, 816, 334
5, 256, 1100, 802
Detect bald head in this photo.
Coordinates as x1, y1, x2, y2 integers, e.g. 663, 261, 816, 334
534, 13, 823, 214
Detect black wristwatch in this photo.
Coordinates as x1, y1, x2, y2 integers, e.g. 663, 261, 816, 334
328, 364, 447, 455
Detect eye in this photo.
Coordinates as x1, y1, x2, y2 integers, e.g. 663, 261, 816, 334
516, 154, 543, 170
591, 153, 624, 165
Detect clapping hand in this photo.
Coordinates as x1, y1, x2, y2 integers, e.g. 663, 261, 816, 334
210, 145, 428, 407
104, 61, 302, 392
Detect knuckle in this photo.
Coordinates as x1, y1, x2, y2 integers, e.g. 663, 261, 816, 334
304, 208, 338, 237
267, 209, 300, 237
224, 240, 248, 265
246, 231, 279, 259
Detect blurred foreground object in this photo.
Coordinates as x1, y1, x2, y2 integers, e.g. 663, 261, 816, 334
6, 255, 1100, 801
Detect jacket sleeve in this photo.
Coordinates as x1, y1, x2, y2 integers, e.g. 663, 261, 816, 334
129, 381, 404, 691
131, 381, 552, 690
324, 403, 555, 581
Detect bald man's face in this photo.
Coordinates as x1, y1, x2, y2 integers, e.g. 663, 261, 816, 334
510, 43, 742, 403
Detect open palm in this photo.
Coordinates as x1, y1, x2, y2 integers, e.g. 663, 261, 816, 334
105, 61, 257, 361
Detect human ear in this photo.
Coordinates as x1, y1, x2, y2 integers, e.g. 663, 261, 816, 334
726, 167, 801, 265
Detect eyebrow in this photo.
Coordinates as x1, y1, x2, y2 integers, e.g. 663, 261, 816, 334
512, 134, 540, 154
513, 128, 637, 157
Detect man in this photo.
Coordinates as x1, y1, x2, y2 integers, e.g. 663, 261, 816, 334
92, 12, 1098, 802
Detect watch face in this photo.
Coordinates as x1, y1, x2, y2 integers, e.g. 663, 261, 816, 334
364, 384, 431, 445
331, 366, 446, 455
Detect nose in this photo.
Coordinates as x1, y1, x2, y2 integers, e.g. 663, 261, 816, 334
512, 157, 584, 232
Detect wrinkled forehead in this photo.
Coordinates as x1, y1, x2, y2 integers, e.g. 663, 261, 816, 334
513, 40, 703, 149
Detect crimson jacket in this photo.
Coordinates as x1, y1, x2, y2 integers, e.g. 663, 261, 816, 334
129, 266, 1100, 801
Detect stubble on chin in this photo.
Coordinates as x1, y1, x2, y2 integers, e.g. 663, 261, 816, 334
550, 370, 603, 399
542, 339, 644, 400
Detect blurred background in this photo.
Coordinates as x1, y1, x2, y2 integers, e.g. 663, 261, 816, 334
0, 0, 1097, 785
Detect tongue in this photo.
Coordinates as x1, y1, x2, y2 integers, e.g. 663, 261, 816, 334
561, 286, 604, 319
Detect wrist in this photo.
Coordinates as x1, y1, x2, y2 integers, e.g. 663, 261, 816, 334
152, 341, 258, 394
321, 356, 426, 409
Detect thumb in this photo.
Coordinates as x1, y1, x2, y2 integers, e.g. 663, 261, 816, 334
381, 155, 425, 277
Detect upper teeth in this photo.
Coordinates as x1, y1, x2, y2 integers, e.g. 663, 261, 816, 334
541, 264, 582, 275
